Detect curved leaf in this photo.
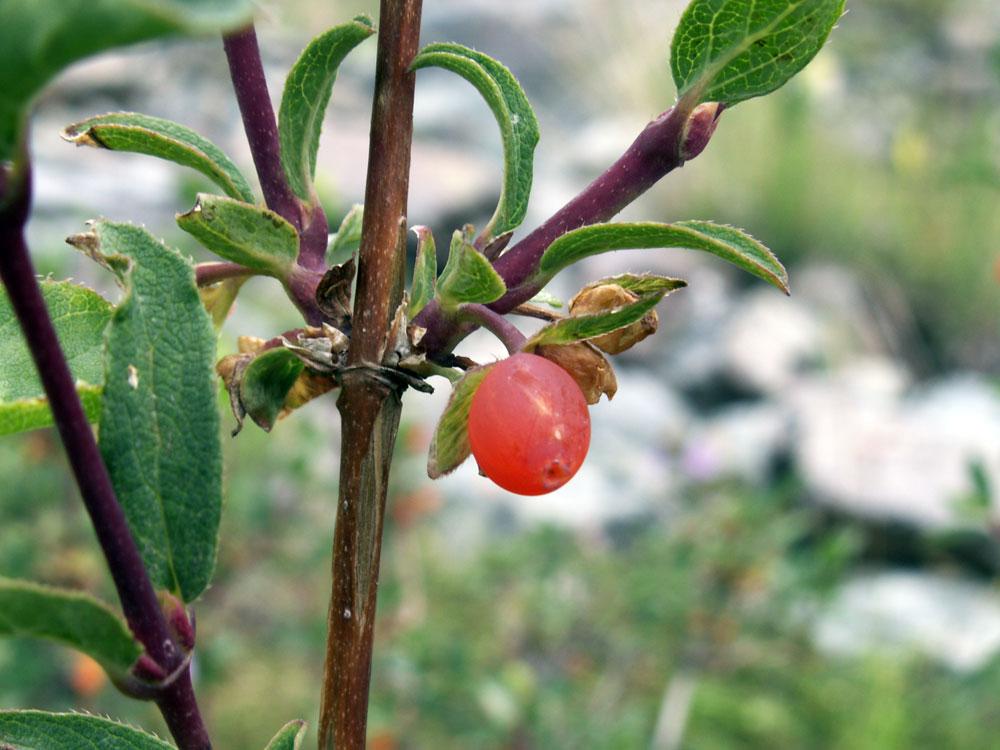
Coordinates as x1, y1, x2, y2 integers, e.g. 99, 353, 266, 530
0, 0, 252, 161
278, 17, 376, 201
326, 204, 364, 266
411, 43, 539, 239
436, 229, 506, 308
536, 221, 788, 293
0, 280, 111, 437
177, 193, 299, 275
69, 221, 222, 603
264, 720, 308, 750
0, 711, 175, 750
526, 291, 667, 348
671, 0, 845, 107
62, 112, 255, 203
408, 225, 437, 318
428, 363, 494, 479
240, 347, 305, 432
0, 578, 141, 676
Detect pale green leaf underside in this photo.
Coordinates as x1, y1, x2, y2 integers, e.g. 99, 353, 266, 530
407, 225, 437, 318
326, 204, 363, 266
0, 578, 141, 675
671, 0, 845, 106
436, 230, 506, 308
279, 17, 376, 201
177, 193, 299, 275
241, 348, 305, 432
264, 720, 308, 750
0, 711, 175, 750
0, 280, 111, 437
536, 221, 788, 293
0, 0, 252, 161
428, 364, 494, 479
527, 292, 666, 348
62, 112, 255, 203
411, 43, 539, 239
75, 220, 222, 603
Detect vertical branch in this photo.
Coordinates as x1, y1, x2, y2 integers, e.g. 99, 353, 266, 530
318, 0, 423, 748
1, 162, 211, 750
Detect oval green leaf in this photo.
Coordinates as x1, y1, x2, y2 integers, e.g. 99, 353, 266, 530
411, 43, 539, 239
0, 280, 111, 437
264, 720, 308, 750
407, 225, 437, 318
177, 193, 299, 276
69, 220, 222, 603
671, 0, 845, 107
436, 230, 506, 308
0, 0, 252, 161
0, 711, 175, 750
428, 363, 494, 479
240, 347, 305, 432
326, 204, 364, 266
0, 578, 142, 677
535, 220, 788, 293
62, 112, 256, 203
278, 17, 376, 202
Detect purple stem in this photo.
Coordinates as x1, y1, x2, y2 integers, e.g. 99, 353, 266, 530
195, 261, 253, 286
223, 26, 303, 231
414, 103, 694, 355
0, 164, 211, 750
459, 303, 526, 354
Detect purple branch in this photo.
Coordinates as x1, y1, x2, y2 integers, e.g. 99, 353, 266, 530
0, 163, 211, 750
195, 261, 253, 286
414, 103, 699, 355
459, 303, 526, 354
223, 25, 304, 231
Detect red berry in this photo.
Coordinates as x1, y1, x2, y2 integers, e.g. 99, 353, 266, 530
468, 352, 590, 495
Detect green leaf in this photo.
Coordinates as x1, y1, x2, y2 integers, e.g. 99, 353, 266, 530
408, 225, 437, 318
526, 290, 564, 309
62, 112, 256, 203
527, 291, 666, 348
264, 720, 308, 750
591, 273, 688, 297
241, 348, 305, 432
177, 193, 299, 276
326, 204, 363, 266
0, 711, 175, 750
535, 221, 788, 293
411, 43, 539, 239
69, 220, 222, 603
670, 0, 845, 107
0, 280, 112, 437
427, 364, 494, 479
436, 230, 506, 308
278, 17, 376, 202
0, 578, 141, 676
0, 0, 252, 161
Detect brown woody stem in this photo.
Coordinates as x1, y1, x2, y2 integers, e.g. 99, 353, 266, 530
318, 1, 423, 748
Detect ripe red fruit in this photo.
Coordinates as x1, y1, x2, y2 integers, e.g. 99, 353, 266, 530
468, 352, 591, 495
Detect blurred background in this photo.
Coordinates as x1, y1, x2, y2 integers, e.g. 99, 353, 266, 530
4, 0, 1000, 747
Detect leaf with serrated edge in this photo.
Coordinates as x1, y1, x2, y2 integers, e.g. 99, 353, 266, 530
671, 0, 845, 107
0, 280, 111, 436
428, 364, 494, 479
408, 225, 437, 318
0, 0, 252, 161
596, 273, 688, 297
62, 112, 255, 203
240, 348, 305, 432
326, 204, 364, 266
526, 292, 666, 348
70, 221, 222, 603
279, 18, 376, 201
536, 221, 788, 293
264, 720, 308, 750
177, 194, 299, 276
0, 578, 141, 676
411, 43, 539, 239
436, 230, 506, 308
0, 710, 175, 750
